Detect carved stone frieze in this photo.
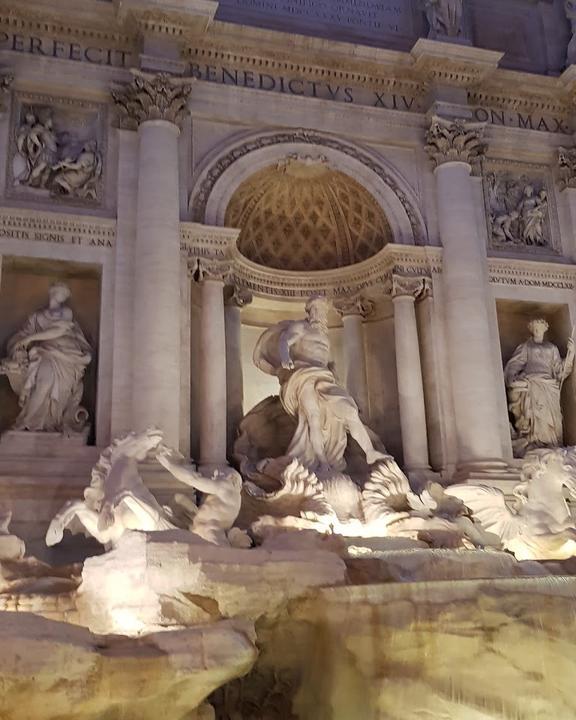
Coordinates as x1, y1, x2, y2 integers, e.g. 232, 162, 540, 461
8, 93, 106, 206
333, 294, 374, 318
111, 71, 193, 130
425, 115, 487, 168
558, 147, 576, 190
484, 167, 555, 254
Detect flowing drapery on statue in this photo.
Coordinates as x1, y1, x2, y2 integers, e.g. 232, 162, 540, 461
0, 283, 92, 434
504, 318, 574, 457
253, 296, 386, 473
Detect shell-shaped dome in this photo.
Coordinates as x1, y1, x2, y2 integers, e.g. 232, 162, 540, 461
225, 156, 392, 271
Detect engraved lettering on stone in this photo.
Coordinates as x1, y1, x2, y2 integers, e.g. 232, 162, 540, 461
425, 115, 486, 167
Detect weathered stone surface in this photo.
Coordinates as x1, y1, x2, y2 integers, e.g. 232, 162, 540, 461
0, 611, 256, 720
78, 530, 346, 634
289, 578, 576, 719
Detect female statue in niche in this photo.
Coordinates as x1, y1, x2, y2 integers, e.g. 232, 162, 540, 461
0, 282, 92, 435
504, 318, 574, 457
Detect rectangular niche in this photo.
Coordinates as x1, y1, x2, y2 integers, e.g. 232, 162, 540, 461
496, 299, 576, 447
6, 92, 106, 208
0, 257, 101, 443
483, 159, 560, 257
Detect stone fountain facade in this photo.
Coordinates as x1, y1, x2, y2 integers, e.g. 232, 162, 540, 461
1, 0, 576, 718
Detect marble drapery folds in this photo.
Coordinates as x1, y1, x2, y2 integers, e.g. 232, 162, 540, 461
0, 283, 92, 434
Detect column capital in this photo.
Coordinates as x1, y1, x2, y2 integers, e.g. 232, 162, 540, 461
392, 275, 429, 300
425, 115, 487, 168
111, 70, 193, 130
224, 285, 253, 308
333, 294, 374, 319
558, 147, 576, 190
195, 258, 233, 283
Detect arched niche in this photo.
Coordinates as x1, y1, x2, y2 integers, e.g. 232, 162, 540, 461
189, 130, 427, 248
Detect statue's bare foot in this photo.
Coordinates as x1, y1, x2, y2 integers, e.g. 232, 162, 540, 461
45, 522, 63, 547
366, 450, 389, 466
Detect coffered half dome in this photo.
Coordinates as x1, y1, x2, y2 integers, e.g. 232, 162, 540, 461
224, 155, 393, 272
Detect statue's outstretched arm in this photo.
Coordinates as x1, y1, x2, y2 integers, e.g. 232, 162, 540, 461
157, 450, 220, 494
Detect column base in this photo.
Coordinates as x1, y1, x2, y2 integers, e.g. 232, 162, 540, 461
452, 459, 519, 485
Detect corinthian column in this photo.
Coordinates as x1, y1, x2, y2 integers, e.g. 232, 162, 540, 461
111, 72, 192, 447
334, 295, 373, 420
426, 116, 505, 473
391, 276, 431, 473
225, 286, 252, 454
197, 260, 230, 470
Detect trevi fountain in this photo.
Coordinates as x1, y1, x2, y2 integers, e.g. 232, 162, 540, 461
2, 0, 576, 718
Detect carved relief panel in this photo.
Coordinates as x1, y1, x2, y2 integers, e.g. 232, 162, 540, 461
7, 93, 106, 207
483, 162, 559, 256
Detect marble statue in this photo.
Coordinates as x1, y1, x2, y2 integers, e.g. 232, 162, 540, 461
156, 447, 247, 547
0, 283, 92, 434
447, 447, 576, 560
47, 429, 246, 548
253, 295, 387, 474
51, 140, 102, 200
566, 0, 576, 66
249, 455, 499, 550
46, 429, 175, 547
504, 319, 574, 457
14, 112, 58, 189
422, 0, 464, 38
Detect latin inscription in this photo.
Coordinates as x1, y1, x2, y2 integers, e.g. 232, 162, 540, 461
0, 216, 114, 248
217, 0, 413, 37
489, 274, 575, 290
0, 31, 131, 68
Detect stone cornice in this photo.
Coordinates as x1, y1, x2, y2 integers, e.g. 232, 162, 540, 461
1, 2, 575, 123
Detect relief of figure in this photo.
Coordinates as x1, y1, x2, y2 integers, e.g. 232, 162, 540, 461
516, 185, 548, 246
504, 319, 574, 457
488, 174, 550, 250
253, 296, 387, 474
51, 140, 102, 200
13, 109, 102, 202
14, 113, 57, 189
0, 282, 92, 435
422, 0, 463, 38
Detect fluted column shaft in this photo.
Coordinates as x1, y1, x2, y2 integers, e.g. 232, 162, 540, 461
199, 269, 228, 469
112, 72, 192, 448
392, 277, 431, 472
426, 115, 504, 468
224, 288, 252, 455
334, 296, 372, 420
